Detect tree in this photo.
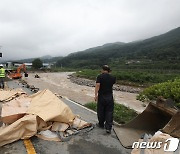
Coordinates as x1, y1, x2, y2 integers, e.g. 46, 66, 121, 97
32, 58, 43, 69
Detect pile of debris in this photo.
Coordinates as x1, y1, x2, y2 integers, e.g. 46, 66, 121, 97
0, 89, 93, 147
19, 79, 39, 93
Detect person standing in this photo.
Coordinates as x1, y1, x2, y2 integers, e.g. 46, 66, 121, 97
95, 65, 116, 133
0, 64, 5, 89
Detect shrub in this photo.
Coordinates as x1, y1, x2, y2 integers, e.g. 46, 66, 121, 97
137, 78, 180, 107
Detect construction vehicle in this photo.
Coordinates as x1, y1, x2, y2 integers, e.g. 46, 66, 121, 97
114, 97, 179, 148
9, 64, 28, 79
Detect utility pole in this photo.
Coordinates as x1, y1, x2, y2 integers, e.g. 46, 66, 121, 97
0, 46, 2, 58
0, 46, 2, 66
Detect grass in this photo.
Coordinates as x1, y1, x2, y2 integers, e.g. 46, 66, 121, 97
34, 66, 180, 87
84, 102, 138, 124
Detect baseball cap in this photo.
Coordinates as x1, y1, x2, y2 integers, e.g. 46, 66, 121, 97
102, 65, 111, 72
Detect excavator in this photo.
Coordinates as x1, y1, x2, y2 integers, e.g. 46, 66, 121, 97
114, 97, 180, 148
9, 64, 28, 79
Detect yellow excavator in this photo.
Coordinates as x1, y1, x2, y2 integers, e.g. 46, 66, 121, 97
9, 64, 28, 79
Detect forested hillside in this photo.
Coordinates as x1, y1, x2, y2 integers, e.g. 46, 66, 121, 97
57, 27, 180, 69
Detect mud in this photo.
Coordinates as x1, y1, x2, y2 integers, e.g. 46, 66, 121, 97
22, 72, 146, 113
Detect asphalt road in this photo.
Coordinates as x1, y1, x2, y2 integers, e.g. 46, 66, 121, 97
0, 80, 131, 154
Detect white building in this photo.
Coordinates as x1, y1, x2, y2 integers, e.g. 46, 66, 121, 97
5, 62, 51, 69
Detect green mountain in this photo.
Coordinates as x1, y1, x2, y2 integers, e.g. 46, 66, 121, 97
57, 27, 180, 69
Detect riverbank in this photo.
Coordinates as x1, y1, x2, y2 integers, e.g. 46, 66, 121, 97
22, 72, 147, 113
68, 74, 143, 93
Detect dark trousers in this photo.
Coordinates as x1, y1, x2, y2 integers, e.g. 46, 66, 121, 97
0, 78, 5, 89
97, 94, 114, 130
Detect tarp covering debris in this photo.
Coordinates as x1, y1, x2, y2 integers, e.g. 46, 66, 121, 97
0, 89, 92, 147
1, 95, 31, 124
0, 115, 38, 146
0, 89, 26, 102
27, 89, 75, 123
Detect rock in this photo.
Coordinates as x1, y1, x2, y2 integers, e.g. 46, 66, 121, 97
68, 74, 143, 93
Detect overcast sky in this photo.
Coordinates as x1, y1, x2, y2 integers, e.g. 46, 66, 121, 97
0, 0, 180, 60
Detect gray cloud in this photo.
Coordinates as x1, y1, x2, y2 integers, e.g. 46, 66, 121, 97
0, 0, 180, 60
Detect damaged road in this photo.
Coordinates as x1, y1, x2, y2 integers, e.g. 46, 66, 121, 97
0, 80, 131, 154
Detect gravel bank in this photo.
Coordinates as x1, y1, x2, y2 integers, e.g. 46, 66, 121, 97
68, 74, 143, 93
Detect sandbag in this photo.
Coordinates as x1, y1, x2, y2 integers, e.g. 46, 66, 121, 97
27, 89, 75, 124
1, 95, 31, 124
0, 115, 38, 147
0, 89, 26, 102
0, 89, 92, 147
